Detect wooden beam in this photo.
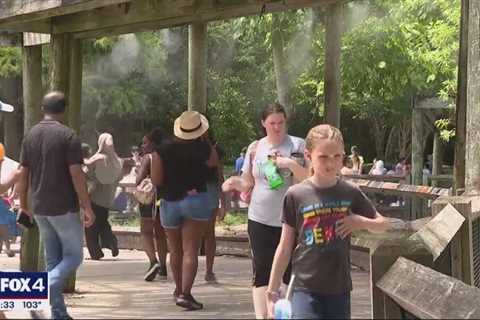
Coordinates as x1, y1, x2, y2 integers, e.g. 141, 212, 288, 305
377, 257, 480, 319
0, 0, 133, 24
53, 0, 336, 37
49, 33, 71, 93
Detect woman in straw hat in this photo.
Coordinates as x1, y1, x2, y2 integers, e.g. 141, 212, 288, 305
84, 133, 123, 260
151, 110, 218, 311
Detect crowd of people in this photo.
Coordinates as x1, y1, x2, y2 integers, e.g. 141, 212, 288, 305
0, 91, 396, 319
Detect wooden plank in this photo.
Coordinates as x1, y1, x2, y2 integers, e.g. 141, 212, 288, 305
188, 22, 207, 113
409, 203, 465, 260
377, 257, 480, 319
0, 0, 133, 23
52, 0, 337, 36
344, 177, 450, 200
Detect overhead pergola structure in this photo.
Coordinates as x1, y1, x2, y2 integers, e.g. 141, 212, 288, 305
0, 0, 343, 132
0, 0, 344, 290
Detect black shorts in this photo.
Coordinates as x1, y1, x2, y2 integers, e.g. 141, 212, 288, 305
248, 219, 291, 287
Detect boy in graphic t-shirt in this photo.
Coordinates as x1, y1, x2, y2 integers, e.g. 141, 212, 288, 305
266, 125, 390, 319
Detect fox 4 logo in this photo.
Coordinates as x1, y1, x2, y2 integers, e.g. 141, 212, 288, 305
0, 272, 48, 299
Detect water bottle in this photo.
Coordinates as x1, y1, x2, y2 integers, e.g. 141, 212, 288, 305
263, 159, 284, 190
274, 298, 292, 319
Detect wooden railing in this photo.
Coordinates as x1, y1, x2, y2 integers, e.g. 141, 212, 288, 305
377, 257, 480, 319
369, 194, 480, 319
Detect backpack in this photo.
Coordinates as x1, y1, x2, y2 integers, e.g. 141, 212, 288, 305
134, 154, 155, 205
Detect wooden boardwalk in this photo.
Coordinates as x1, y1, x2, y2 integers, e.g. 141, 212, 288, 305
0, 248, 372, 319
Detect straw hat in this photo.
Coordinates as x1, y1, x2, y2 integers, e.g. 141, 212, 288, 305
174, 111, 209, 140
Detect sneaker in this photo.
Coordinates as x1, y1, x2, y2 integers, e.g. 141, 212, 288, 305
111, 239, 119, 257
175, 294, 203, 310
204, 272, 217, 283
144, 262, 159, 281
157, 264, 167, 280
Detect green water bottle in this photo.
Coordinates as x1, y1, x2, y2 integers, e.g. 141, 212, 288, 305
263, 159, 284, 190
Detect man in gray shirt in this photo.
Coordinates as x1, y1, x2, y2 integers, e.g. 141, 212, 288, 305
17, 91, 95, 319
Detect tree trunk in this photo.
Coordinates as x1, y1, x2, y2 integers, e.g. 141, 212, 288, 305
372, 118, 386, 160
398, 117, 412, 160
323, 3, 342, 127
384, 126, 397, 163
272, 14, 293, 116
432, 130, 444, 187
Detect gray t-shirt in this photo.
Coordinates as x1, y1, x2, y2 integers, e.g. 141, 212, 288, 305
20, 120, 83, 216
282, 179, 376, 294
242, 135, 305, 227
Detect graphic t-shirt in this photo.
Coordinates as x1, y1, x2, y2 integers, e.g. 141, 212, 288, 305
282, 178, 376, 294
242, 135, 306, 227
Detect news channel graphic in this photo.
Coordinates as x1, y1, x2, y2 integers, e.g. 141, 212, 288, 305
0, 272, 49, 311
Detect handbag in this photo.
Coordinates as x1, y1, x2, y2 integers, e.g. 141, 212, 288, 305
134, 154, 155, 205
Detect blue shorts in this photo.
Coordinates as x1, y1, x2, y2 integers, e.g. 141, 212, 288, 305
160, 193, 213, 229
206, 182, 220, 210
291, 289, 351, 319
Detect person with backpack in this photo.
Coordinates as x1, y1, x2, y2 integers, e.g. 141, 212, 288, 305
135, 128, 168, 281
222, 103, 308, 319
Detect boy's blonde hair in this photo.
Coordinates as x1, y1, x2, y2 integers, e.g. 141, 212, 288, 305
305, 124, 344, 152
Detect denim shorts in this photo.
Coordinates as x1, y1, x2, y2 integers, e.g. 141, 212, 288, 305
291, 289, 351, 319
206, 182, 220, 210
160, 193, 212, 229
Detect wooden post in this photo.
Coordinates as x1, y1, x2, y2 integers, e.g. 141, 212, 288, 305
68, 38, 83, 133
22, 45, 43, 132
432, 196, 476, 285
20, 43, 43, 272
432, 130, 444, 187
324, 2, 342, 128
370, 239, 433, 319
454, 0, 468, 194
464, 0, 480, 193
188, 22, 207, 113
411, 106, 424, 218
49, 33, 77, 293
50, 34, 70, 92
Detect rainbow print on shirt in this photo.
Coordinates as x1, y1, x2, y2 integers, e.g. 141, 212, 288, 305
301, 200, 351, 248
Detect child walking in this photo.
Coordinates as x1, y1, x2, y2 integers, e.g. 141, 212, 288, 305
266, 124, 389, 319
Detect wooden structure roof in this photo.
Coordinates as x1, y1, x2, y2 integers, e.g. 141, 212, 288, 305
0, 0, 338, 39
